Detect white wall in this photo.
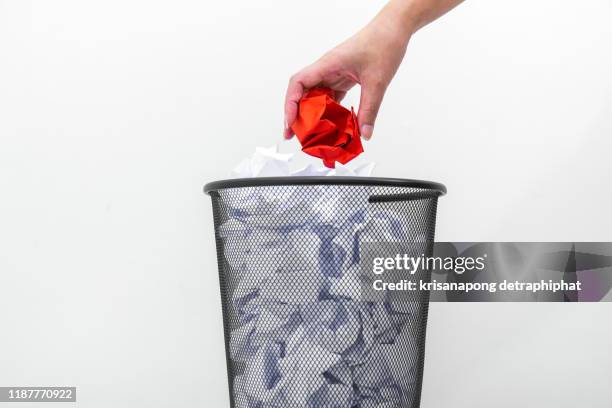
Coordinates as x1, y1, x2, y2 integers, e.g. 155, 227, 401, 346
1, 0, 611, 407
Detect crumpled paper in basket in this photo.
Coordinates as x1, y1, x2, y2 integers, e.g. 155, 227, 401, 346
217, 147, 423, 407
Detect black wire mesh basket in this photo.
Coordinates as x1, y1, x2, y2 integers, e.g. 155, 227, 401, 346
205, 177, 446, 408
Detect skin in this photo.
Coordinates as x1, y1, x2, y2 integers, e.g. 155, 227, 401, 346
284, 0, 464, 140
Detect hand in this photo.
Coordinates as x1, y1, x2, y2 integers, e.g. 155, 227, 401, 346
284, 7, 413, 140
283, 0, 463, 140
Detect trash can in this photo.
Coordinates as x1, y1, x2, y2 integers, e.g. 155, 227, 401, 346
204, 176, 446, 408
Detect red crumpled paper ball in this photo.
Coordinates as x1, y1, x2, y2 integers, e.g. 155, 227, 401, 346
291, 87, 363, 168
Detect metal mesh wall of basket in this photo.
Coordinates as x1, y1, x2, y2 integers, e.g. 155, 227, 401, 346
204, 177, 446, 408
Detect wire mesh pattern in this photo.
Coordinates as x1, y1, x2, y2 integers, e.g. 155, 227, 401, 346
208, 181, 441, 408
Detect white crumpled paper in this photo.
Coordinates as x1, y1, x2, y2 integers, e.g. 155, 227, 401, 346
231, 145, 376, 178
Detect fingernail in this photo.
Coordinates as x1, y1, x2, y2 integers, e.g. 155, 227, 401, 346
283, 120, 289, 139
361, 124, 374, 140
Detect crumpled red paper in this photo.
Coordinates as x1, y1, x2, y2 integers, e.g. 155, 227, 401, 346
291, 87, 363, 168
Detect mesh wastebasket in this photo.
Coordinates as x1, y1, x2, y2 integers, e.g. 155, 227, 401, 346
204, 176, 446, 408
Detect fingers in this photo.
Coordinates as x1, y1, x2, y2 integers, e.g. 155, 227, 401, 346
334, 90, 347, 103
284, 68, 324, 139
284, 78, 303, 139
357, 79, 386, 140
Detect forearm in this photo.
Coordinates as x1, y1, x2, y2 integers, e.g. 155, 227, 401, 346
373, 0, 464, 44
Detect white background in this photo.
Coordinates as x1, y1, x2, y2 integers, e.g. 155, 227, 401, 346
1, 0, 611, 407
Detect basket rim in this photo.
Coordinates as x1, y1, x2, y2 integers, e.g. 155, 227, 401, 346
204, 176, 446, 195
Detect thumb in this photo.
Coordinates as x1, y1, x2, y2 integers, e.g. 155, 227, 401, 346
357, 81, 386, 140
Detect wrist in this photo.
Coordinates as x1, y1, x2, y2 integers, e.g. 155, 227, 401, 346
366, 3, 414, 52
386, 0, 464, 35
379, 0, 421, 39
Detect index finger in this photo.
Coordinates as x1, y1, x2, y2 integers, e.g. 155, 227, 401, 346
284, 68, 323, 138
